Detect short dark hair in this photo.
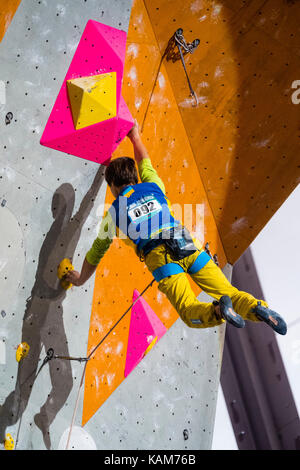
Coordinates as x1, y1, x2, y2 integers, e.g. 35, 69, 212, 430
105, 157, 138, 187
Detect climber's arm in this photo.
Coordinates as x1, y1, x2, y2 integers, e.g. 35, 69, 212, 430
65, 211, 115, 286
128, 123, 166, 193
137, 158, 165, 194
127, 122, 149, 164
66, 257, 97, 287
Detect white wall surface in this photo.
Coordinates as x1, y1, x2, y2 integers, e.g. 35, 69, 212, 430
251, 184, 300, 415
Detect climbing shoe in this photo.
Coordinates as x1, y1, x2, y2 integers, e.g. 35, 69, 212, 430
214, 295, 245, 328
252, 302, 287, 335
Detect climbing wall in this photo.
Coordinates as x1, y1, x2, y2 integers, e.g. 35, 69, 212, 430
40, 19, 134, 164
0, 0, 21, 43
143, 0, 300, 263
0, 0, 226, 451
83, 0, 227, 430
0, 0, 297, 452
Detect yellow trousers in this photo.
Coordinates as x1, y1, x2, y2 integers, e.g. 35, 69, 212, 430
145, 245, 268, 329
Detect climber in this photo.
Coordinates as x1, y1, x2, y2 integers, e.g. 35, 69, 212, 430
65, 122, 287, 335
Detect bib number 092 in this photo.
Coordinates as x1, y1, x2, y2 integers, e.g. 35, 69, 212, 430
129, 199, 161, 222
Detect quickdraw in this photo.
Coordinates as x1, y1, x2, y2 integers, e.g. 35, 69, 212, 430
204, 242, 219, 267
141, 27, 200, 133
44, 348, 90, 364
174, 28, 200, 107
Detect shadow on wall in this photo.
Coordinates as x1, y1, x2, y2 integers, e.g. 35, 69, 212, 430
0, 165, 105, 450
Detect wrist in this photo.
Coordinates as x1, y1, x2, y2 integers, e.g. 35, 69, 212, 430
128, 131, 140, 143
73, 276, 83, 287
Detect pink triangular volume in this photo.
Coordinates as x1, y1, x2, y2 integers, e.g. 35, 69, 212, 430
124, 290, 167, 378
40, 20, 134, 166
111, 96, 134, 154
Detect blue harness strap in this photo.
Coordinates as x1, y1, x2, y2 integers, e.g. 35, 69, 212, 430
187, 250, 211, 274
152, 263, 185, 282
152, 251, 211, 282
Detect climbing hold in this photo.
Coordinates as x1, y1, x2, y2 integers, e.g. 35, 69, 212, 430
16, 342, 30, 362
67, 73, 117, 130
4, 433, 15, 450
5, 112, 13, 125
57, 258, 74, 290
60, 278, 72, 290
124, 290, 167, 377
143, 336, 158, 357
46, 348, 54, 361
40, 20, 134, 166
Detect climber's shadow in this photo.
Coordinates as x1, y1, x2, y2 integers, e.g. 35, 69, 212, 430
0, 165, 105, 449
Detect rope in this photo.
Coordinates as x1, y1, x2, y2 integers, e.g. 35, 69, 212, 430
13, 279, 155, 450
174, 31, 199, 106
14, 348, 56, 449
141, 29, 200, 132
140, 53, 165, 134
176, 41, 199, 106
65, 278, 155, 449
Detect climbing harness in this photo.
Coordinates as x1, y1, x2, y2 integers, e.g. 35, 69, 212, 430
152, 250, 211, 282
204, 242, 219, 267
162, 225, 198, 260
140, 226, 213, 283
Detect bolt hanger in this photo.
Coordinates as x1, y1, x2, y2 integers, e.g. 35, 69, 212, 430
174, 28, 200, 107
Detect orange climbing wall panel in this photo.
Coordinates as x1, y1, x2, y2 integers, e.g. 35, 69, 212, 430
144, 0, 300, 263
0, 0, 21, 43
82, 0, 227, 426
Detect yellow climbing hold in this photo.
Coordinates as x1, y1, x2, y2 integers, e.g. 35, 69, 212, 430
57, 258, 74, 290
143, 336, 158, 357
4, 433, 14, 450
66, 72, 117, 130
16, 342, 30, 362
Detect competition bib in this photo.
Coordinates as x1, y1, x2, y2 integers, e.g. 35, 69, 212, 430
128, 196, 162, 224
